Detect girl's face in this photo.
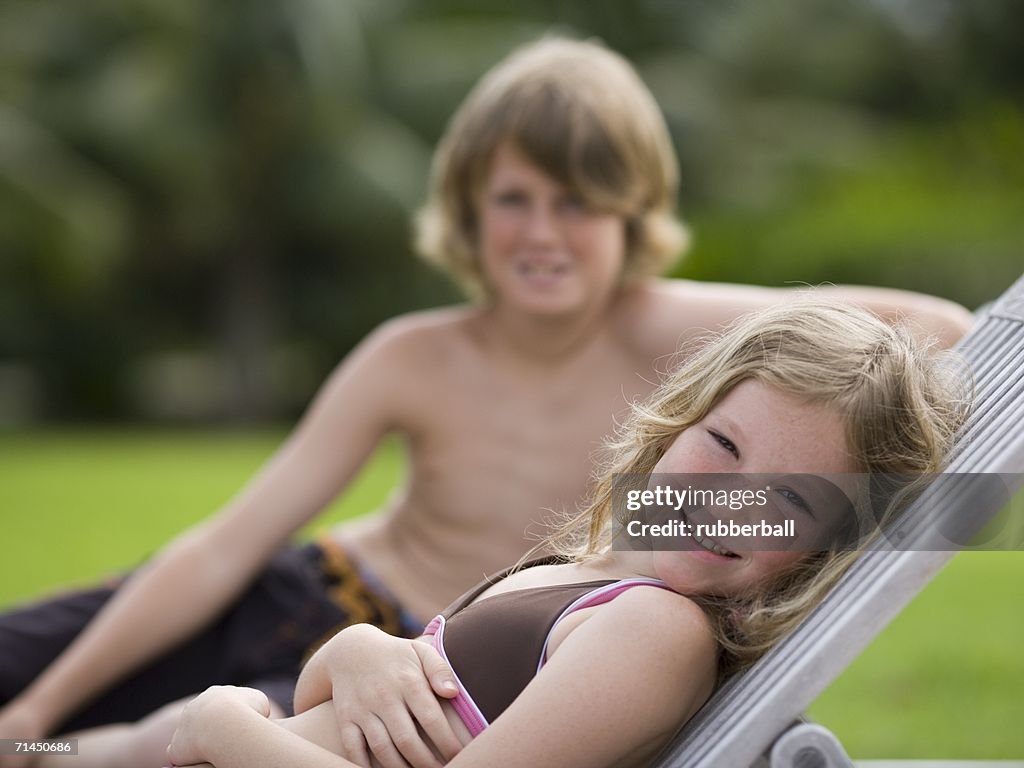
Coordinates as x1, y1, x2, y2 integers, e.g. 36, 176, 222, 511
476, 142, 627, 317
649, 379, 855, 597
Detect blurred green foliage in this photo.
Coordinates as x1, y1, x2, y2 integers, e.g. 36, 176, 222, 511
1, 0, 1022, 421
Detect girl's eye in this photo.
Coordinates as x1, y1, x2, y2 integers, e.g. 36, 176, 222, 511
777, 488, 811, 513
708, 430, 738, 457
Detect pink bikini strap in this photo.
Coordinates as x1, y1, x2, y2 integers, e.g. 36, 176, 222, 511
423, 615, 489, 737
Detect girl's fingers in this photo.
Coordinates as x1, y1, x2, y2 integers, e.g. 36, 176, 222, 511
361, 714, 417, 768
412, 643, 459, 699
402, 687, 463, 762
337, 723, 372, 768
378, 706, 445, 768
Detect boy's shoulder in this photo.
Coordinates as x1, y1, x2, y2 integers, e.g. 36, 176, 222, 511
363, 305, 480, 361
328, 306, 485, 423
374, 305, 477, 339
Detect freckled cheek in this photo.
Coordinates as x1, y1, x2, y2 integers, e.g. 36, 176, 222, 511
655, 448, 729, 475
694, 456, 730, 474
752, 553, 803, 581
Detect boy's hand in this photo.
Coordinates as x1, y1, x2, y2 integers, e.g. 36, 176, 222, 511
167, 686, 270, 767
300, 624, 463, 768
0, 700, 48, 768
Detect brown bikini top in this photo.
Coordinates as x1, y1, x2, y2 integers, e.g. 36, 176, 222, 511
436, 558, 667, 724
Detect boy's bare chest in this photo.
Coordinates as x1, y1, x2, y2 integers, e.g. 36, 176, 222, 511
434, 350, 651, 444
406, 351, 655, 513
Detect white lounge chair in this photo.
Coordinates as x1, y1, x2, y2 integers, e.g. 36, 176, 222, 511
653, 274, 1024, 768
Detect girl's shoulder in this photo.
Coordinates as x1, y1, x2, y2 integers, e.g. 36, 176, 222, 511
547, 581, 717, 665
541, 583, 719, 750
588, 582, 715, 640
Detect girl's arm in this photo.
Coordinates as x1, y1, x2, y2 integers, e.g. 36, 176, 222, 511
173, 588, 718, 768
295, 624, 463, 767
168, 688, 358, 768
0, 319, 418, 752
444, 586, 719, 768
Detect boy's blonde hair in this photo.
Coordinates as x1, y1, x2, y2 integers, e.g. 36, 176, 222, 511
415, 37, 687, 299
552, 301, 970, 676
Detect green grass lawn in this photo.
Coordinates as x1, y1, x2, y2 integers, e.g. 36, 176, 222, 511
1, 429, 1021, 758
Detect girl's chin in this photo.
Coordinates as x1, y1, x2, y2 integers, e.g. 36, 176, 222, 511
682, 547, 740, 564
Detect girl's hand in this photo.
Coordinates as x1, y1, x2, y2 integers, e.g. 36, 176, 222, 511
0, 700, 48, 768
166, 687, 270, 767
297, 624, 463, 768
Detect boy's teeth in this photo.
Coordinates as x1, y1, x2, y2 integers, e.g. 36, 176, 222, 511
521, 263, 566, 275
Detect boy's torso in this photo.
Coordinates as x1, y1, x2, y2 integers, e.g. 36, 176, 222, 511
332, 281, 710, 619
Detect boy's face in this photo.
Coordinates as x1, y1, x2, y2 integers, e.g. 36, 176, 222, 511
476, 142, 626, 316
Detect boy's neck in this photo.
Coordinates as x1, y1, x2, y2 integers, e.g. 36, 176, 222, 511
479, 298, 617, 365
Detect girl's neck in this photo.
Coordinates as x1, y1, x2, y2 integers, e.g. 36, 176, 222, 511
572, 550, 657, 582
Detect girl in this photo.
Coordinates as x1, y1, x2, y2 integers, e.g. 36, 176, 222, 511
161, 302, 970, 768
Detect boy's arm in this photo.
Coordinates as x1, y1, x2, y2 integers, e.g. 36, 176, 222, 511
650, 279, 974, 349
801, 283, 973, 348
445, 587, 718, 768
0, 319, 417, 754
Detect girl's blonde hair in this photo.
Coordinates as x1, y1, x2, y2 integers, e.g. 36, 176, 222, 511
415, 36, 687, 300
551, 301, 971, 677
